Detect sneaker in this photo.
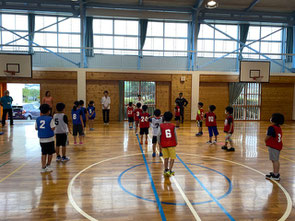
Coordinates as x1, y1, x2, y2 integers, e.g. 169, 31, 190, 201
227, 147, 235, 152
169, 170, 175, 176
159, 152, 163, 157
221, 146, 228, 150
140, 142, 143, 145
163, 169, 170, 177
266, 173, 280, 181
74, 142, 77, 145
200, 132, 203, 135
56, 156, 62, 162
45, 165, 53, 172
212, 140, 217, 144
152, 152, 156, 157
206, 141, 212, 144
195, 133, 201, 136
79, 142, 83, 145
176, 126, 180, 128
62, 156, 70, 162
40, 168, 46, 173
265, 172, 274, 180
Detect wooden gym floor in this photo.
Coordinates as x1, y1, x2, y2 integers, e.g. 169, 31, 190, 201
0, 121, 295, 221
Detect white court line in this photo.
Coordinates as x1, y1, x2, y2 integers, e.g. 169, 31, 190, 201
156, 150, 202, 221
179, 153, 293, 221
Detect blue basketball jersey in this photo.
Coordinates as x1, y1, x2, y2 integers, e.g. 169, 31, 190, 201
87, 106, 96, 119
36, 115, 54, 138
72, 109, 82, 125
81, 107, 87, 121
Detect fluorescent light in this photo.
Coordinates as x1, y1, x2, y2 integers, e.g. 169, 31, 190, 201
205, 0, 218, 9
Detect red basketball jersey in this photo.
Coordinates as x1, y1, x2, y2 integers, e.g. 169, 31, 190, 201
160, 123, 177, 148
196, 108, 204, 121
205, 112, 217, 127
134, 108, 143, 121
127, 107, 134, 118
266, 125, 283, 151
224, 115, 234, 133
139, 112, 150, 128
175, 106, 181, 117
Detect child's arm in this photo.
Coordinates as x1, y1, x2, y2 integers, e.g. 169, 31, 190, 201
35, 121, 38, 131
265, 126, 275, 143
80, 115, 84, 127
174, 127, 178, 143
50, 119, 55, 131
265, 135, 271, 143
228, 123, 233, 133
64, 115, 72, 134
157, 129, 161, 147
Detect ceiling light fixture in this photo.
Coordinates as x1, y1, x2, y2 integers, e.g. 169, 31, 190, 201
205, 0, 218, 9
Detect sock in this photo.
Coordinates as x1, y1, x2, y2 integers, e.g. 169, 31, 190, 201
274, 173, 279, 176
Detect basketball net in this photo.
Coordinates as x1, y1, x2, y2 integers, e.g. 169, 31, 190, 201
252, 76, 263, 82
3, 70, 16, 76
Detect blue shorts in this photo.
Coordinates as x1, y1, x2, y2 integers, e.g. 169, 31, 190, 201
208, 126, 219, 137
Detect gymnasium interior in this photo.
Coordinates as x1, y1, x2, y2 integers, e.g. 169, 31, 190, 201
0, 0, 295, 220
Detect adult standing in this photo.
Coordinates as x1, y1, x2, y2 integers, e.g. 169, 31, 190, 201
1, 90, 14, 126
134, 94, 144, 108
101, 91, 111, 125
175, 92, 188, 124
42, 91, 54, 115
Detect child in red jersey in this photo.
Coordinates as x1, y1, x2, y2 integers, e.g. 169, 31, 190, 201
265, 113, 284, 181
158, 111, 177, 177
127, 102, 134, 129
139, 105, 150, 144
222, 106, 235, 152
204, 105, 219, 144
174, 102, 181, 128
133, 103, 142, 134
196, 102, 204, 136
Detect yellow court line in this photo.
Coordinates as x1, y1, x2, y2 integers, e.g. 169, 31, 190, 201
0, 163, 26, 183
258, 147, 295, 163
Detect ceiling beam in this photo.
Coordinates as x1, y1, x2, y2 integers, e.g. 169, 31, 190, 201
245, 0, 260, 12
194, 0, 204, 9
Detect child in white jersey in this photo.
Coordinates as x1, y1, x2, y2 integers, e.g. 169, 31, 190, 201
150, 109, 163, 157
53, 103, 70, 162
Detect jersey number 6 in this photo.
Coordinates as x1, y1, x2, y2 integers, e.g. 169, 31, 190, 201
165, 129, 171, 138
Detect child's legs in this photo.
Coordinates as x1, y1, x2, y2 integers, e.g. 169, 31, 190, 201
47, 154, 53, 165
272, 160, 280, 174
41, 155, 47, 168
198, 121, 203, 132
169, 159, 175, 171
164, 158, 169, 170
73, 125, 78, 142
73, 136, 77, 142
168, 147, 176, 170
62, 146, 66, 157
208, 127, 213, 141
152, 136, 157, 152
213, 126, 219, 141
56, 146, 60, 156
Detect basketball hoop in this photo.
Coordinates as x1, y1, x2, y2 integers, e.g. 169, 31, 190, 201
4, 70, 16, 76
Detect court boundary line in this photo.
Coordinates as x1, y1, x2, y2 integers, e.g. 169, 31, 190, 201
136, 134, 167, 221
0, 163, 26, 183
0, 159, 12, 168
179, 153, 293, 221
177, 154, 235, 221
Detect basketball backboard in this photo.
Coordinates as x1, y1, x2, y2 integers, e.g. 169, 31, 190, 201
240, 61, 270, 83
0, 54, 32, 78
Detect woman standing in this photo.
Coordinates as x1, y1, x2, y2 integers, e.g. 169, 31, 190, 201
42, 91, 54, 116
101, 91, 111, 125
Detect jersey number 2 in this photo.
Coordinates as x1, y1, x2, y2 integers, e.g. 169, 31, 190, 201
40, 120, 45, 129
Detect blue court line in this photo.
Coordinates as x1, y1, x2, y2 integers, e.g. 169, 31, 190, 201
0, 160, 12, 168
177, 154, 235, 221
136, 134, 166, 221
118, 162, 232, 206
0, 149, 11, 157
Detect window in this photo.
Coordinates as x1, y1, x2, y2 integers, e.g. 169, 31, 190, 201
242, 26, 282, 59
93, 19, 138, 55
198, 24, 238, 58
143, 21, 188, 56
35, 16, 80, 53
1, 14, 28, 51
233, 83, 261, 120
124, 81, 156, 119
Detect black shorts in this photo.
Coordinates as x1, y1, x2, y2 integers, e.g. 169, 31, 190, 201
175, 116, 180, 121
128, 117, 134, 123
140, 128, 149, 135
40, 141, 55, 155
152, 136, 157, 144
197, 121, 203, 128
73, 124, 84, 136
56, 133, 67, 147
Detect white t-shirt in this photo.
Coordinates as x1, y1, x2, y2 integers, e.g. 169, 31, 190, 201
151, 117, 163, 136
101, 96, 111, 110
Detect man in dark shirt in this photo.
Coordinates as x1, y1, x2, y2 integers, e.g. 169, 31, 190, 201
175, 93, 188, 123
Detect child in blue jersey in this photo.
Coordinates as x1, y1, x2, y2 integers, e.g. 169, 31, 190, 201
79, 100, 87, 129
87, 101, 96, 131
35, 104, 55, 173
72, 101, 85, 145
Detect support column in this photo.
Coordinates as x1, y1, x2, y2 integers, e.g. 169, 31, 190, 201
80, 0, 87, 68
293, 25, 295, 72
191, 72, 200, 120
77, 70, 86, 102
293, 83, 295, 120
